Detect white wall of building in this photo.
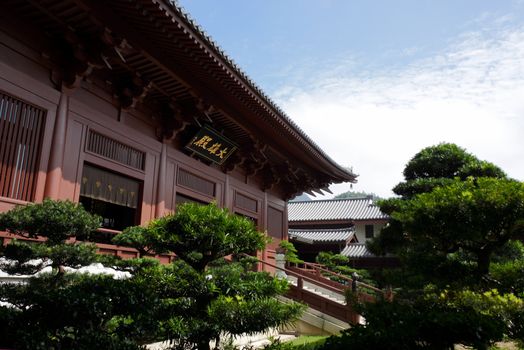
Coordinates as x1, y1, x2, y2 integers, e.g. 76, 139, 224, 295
354, 221, 387, 243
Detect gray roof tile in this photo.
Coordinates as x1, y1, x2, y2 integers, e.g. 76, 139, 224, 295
288, 228, 354, 244
340, 243, 376, 258
288, 198, 389, 222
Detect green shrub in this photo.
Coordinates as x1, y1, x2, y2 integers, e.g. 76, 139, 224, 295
279, 240, 303, 264
315, 251, 375, 287
319, 287, 524, 350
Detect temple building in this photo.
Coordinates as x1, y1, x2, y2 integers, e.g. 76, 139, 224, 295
288, 197, 390, 266
0, 0, 356, 264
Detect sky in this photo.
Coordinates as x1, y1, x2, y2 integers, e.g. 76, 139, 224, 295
177, 0, 524, 198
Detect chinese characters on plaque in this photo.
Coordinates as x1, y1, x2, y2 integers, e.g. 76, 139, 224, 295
185, 126, 237, 165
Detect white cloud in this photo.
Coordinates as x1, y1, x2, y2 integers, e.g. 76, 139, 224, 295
275, 25, 524, 198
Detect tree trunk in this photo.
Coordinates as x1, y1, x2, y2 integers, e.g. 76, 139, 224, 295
476, 250, 491, 278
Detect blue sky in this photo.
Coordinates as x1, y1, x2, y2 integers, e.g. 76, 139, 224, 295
177, 0, 524, 197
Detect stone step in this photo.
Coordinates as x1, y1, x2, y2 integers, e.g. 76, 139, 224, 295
286, 275, 347, 304
301, 285, 345, 303
302, 286, 343, 303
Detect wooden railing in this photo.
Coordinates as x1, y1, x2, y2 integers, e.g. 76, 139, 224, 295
287, 261, 387, 303
245, 255, 362, 324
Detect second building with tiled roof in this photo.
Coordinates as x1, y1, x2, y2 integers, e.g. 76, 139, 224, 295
288, 197, 389, 244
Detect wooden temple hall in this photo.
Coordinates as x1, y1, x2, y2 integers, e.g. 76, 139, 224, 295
0, 0, 356, 262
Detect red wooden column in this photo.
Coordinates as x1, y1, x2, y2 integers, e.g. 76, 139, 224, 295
155, 141, 167, 218
258, 191, 268, 272
43, 90, 69, 199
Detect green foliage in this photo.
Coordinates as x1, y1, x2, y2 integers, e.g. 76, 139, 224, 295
390, 177, 524, 278
209, 295, 303, 335
320, 290, 510, 350
459, 160, 507, 180
113, 225, 158, 257
492, 240, 524, 263
441, 289, 524, 341
392, 177, 455, 200
0, 201, 303, 350
316, 251, 349, 267
0, 240, 100, 275
116, 203, 268, 271
401, 143, 505, 182
321, 286, 524, 350
0, 275, 140, 349
333, 191, 381, 200
125, 259, 305, 349
285, 335, 327, 350
113, 203, 304, 350
5, 173, 521, 350
479, 240, 524, 294
393, 143, 505, 198
0, 200, 152, 349
375, 144, 524, 285
0, 199, 101, 245
211, 259, 291, 298
490, 259, 524, 295
278, 240, 303, 264
335, 144, 524, 348
0, 273, 154, 350
402, 143, 476, 180
315, 251, 374, 286
0, 200, 108, 275
261, 336, 326, 350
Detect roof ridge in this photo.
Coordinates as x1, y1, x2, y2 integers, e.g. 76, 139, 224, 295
289, 197, 374, 203
289, 227, 353, 232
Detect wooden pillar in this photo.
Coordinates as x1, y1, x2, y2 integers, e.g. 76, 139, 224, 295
224, 173, 230, 209
260, 191, 268, 268
44, 91, 69, 199
155, 141, 167, 218
283, 201, 289, 241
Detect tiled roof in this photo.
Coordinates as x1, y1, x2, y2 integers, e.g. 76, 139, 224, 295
288, 198, 389, 222
288, 228, 354, 244
341, 243, 376, 258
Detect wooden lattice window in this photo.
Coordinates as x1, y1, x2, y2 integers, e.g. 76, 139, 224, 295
177, 168, 215, 197
79, 164, 141, 231
234, 192, 258, 213
267, 207, 284, 239
86, 130, 145, 170
0, 92, 45, 201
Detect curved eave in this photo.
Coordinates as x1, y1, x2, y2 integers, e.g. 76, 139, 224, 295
158, 0, 356, 183
7, 0, 356, 186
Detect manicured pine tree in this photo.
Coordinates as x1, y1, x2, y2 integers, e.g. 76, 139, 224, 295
113, 202, 305, 350
321, 144, 524, 349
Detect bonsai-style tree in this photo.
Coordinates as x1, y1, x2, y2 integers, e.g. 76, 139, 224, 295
390, 177, 524, 279
0, 199, 104, 274
0, 200, 303, 350
0, 199, 159, 350
321, 144, 524, 349
370, 143, 520, 285
114, 202, 304, 350
391, 142, 506, 199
